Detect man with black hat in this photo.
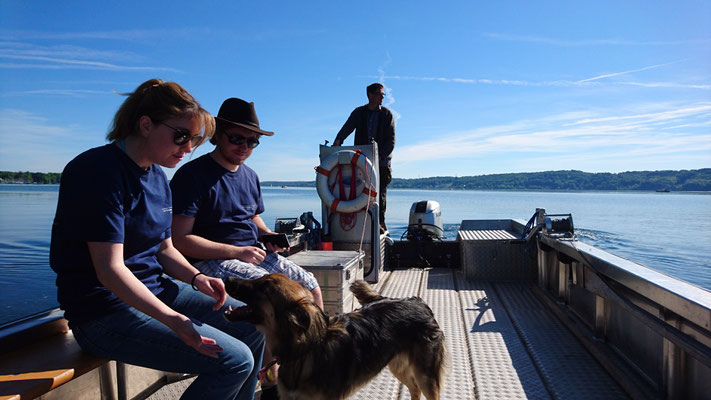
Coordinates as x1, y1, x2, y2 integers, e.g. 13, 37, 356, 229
170, 98, 322, 398
170, 98, 323, 308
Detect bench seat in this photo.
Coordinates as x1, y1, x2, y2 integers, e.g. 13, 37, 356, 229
0, 313, 107, 400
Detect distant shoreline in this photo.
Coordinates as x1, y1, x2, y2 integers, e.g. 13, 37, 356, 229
264, 168, 711, 192
3, 168, 710, 192
260, 185, 710, 194
3, 182, 709, 194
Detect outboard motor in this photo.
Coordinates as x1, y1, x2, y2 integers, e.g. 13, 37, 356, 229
407, 200, 444, 241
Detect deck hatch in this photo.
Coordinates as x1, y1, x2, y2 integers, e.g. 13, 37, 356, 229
458, 229, 518, 241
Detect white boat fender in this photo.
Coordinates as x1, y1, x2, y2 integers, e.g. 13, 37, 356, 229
315, 149, 378, 213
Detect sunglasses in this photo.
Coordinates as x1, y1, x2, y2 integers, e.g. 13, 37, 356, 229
159, 121, 205, 148
224, 133, 260, 148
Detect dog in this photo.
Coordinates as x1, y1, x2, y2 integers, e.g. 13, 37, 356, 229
224, 273, 447, 400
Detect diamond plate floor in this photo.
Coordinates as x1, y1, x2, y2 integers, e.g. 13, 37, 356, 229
149, 267, 629, 400
351, 268, 628, 400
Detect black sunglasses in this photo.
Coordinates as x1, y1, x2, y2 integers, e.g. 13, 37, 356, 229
159, 121, 205, 148
224, 133, 260, 148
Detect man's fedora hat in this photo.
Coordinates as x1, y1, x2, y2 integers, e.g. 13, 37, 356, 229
215, 98, 274, 136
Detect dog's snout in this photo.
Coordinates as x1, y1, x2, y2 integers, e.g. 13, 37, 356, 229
223, 276, 244, 295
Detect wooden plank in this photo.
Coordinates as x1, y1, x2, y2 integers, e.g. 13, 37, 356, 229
0, 330, 106, 399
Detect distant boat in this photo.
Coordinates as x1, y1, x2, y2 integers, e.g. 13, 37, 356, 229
656, 188, 670, 192
282, 185, 288, 188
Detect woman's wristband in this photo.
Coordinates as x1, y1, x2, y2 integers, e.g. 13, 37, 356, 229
190, 272, 205, 291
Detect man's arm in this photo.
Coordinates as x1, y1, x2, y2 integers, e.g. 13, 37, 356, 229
172, 214, 266, 265
251, 214, 272, 236
378, 109, 396, 160
333, 108, 359, 146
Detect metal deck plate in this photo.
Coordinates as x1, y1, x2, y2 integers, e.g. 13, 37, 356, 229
458, 229, 518, 241
148, 267, 633, 400
456, 277, 550, 400
422, 268, 475, 400
495, 283, 629, 400
353, 269, 631, 400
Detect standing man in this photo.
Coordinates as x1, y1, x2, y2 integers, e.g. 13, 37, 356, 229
170, 98, 323, 309
333, 83, 395, 233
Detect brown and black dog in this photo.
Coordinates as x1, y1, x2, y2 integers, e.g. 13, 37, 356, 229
224, 273, 447, 400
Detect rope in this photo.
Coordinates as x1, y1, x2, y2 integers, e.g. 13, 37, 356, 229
357, 144, 378, 256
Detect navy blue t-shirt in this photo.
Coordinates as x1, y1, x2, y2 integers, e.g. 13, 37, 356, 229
170, 154, 265, 249
50, 144, 174, 325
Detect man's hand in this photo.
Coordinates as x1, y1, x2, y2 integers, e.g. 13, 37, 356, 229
235, 245, 266, 265
264, 241, 289, 254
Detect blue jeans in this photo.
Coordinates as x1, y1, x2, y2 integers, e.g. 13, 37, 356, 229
72, 280, 264, 400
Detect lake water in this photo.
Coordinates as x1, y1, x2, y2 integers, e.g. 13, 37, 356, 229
1, 184, 710, 326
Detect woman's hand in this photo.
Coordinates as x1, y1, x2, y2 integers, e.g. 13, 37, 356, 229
89, 241, 228, 358
192, 273, 228, 310
170, 314, 223, 358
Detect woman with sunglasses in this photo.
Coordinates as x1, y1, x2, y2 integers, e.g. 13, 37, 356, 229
50, 79, 264, 400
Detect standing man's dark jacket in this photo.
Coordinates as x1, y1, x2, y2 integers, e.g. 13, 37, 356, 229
334, 103, 395, 231
334, 105, 396, 167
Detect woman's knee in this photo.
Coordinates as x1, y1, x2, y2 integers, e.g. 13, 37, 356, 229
220, 341, 256, 377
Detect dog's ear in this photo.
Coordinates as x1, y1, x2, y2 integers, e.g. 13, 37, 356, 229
287, 302, 312, 332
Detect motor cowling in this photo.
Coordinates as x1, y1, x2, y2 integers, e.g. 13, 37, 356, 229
407, 200, 444, 241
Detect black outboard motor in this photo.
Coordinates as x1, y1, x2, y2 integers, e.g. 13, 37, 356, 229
406, 200, 444, 241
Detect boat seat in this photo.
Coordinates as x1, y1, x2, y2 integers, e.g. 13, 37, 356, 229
0, 314, 108, 400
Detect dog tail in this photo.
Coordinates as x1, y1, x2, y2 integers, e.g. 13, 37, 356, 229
350, 280, 384, 305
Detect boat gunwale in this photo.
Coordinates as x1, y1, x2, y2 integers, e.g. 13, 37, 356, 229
541, 235, 711, 330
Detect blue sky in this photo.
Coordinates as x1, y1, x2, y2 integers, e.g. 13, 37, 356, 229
1, 1, 709, 181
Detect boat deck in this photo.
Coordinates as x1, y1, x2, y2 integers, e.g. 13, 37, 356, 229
151, 267, 630, 400
350, 267, 629, 400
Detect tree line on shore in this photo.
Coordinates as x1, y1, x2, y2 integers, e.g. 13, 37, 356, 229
390, 169, 711, 191
0, 171, 61, 184
265, 169, 711, 191
3, 169, 710, 191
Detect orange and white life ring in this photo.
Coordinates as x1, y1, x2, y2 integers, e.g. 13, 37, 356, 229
315, 150, 378, 213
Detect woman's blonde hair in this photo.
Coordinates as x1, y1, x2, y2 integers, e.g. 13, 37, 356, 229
107, 79, 215, 147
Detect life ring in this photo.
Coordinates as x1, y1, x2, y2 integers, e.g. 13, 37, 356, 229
315, 150, 378, 213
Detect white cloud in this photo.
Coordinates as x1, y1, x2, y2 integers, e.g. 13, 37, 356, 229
1, 89, 108, 97
618, 81, 711, 90
395, 102, 711, 169
377, 52, 402, 123
0, 29, 204, 42
378, 74, 711, 91
0, 41, 178, 72
0, 109, 101, 172
482, 33, 711, 47
575, 60, 686, 83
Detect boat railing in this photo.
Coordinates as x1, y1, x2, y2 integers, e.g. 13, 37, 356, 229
535, 233, 711, 399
